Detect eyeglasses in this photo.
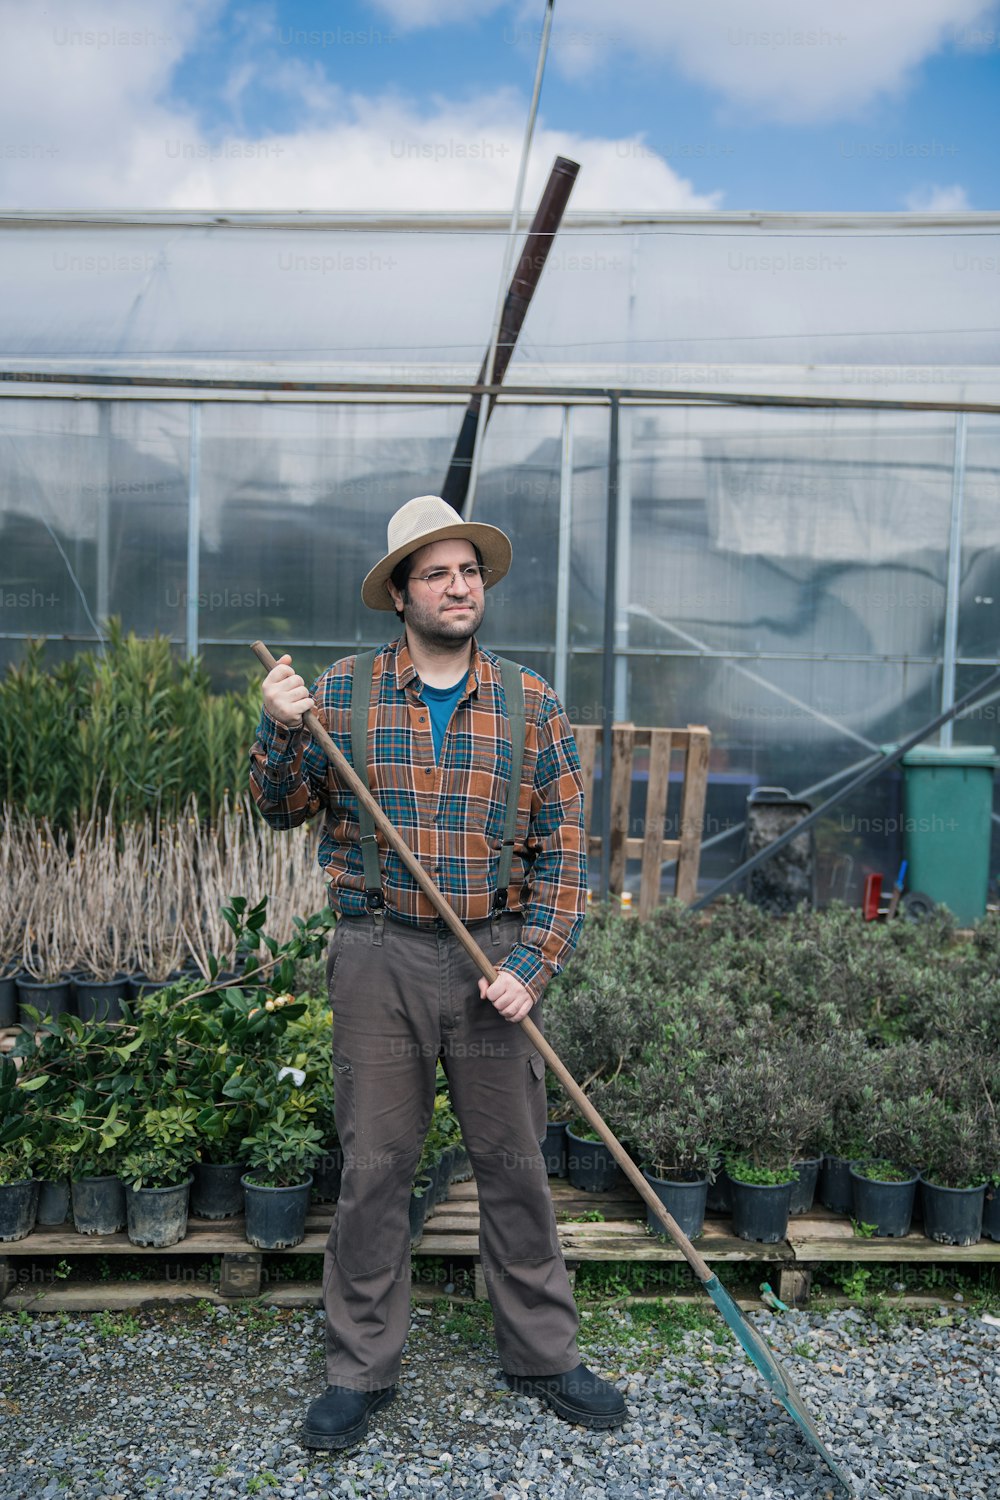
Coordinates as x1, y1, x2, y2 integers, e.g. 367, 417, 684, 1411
411, 565, 493, 594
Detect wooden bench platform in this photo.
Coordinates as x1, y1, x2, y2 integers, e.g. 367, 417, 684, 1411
3, 1177, 998, 1310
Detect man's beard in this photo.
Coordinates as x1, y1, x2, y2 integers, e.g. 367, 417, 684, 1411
401, 589, 485, 649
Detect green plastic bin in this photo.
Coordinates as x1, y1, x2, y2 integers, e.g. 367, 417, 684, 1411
900, 744, 997, 925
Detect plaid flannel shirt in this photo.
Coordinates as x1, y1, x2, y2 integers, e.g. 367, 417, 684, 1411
248, 636, 586, 1004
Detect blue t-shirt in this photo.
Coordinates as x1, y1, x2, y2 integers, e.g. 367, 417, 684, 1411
421, 677, 467, 762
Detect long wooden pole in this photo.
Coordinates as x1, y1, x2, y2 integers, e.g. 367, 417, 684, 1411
249, 639, 714, 1284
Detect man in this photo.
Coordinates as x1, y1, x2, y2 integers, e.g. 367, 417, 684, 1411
249, 495, 626, 1450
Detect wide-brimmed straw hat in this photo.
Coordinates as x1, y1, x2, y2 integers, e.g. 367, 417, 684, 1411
361, 495, 512, 611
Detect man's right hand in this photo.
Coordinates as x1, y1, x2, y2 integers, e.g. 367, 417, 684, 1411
262, 654, 315, 729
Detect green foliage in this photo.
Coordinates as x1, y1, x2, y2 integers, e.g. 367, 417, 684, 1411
1, 896, 337, 1187
542, 899, 1000, 1188
851, 1159, 916, 1183
121, 1106, 202, 1191
0, 619, 262, 828
240, 1104, 324, 1188
0, 1136, 37, 1186
726, 1158, 797, 1187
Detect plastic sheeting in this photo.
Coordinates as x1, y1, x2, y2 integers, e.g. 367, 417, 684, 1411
2, 213, 998, 902
1, 212, 998, 394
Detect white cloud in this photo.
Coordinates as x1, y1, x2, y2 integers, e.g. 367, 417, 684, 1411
531, 0, 998, 122
0, 3, 720, 211
904, 183, 973, 211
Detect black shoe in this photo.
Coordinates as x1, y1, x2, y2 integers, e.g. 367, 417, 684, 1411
301, 1383, 396, 1450
503, 1362, 627, 1429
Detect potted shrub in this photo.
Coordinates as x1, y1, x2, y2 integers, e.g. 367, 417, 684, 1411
121, 1142, 197, 1249
0, 1138, 40, 1242
18, 867, 76, 1022
120, 1103, 201, 1248
631, 1081, 721, 1242
916, 1096, 989, 1247
714, 1046, 799, 1243
65, 808, 131, 1022
240, 1106, 323, 1250
60, 1095, 133, 1235
848, 1049, 930, 1239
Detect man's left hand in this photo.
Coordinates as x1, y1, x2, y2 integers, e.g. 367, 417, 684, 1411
479, 971, 535, 1024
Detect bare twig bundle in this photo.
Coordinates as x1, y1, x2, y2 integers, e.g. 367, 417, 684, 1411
67, 800, 131, 982
2, 787, 327, 987
0, 804, 33, 971
20, 817, 76, 980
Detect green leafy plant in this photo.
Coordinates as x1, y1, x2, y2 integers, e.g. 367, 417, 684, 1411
240, 1105, 323, 1189
121, 1105, 202, 1191
0, 1137, 37, 1186
851, 1158, 915, 1183
616, 1061, 723, 1182
726, 1158, 797, 1187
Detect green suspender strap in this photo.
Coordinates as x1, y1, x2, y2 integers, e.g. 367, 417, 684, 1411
349, 649, 526, 916
493, 656, 525, 914
350, 650, 383, 911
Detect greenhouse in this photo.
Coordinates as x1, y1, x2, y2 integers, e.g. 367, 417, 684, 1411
2, 207, 999, 899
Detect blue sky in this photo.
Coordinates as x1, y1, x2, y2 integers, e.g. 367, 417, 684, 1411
0, 0, 998, 211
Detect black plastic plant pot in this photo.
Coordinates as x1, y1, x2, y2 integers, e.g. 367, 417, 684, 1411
729, 1178, 793, 1244
818, 1154, 854, 1215
74, 975, 129, 1024
705, 1164, 732, 1215
450, 1145, 473, 1184
409, 1175, 433, 1247
641, 1167, 708, 1241
984, 1183, 1000, 1242
309, 1147, 344, 1205
432, 1147, 455, 1208
17, 976, 74, 1024
125, 1175, 193, 1249
565, 1125, 624, 1193
789, 1156, 823, 1216
36, 1177, 71, 1226
849, 1164, 919, 1238
190, 1162, 246, 1219
0, 1179, 40, 1242
242, 1171, 312, 1250
541, 1121, 568, 1177
71, 1174, 126, 1235
919, 1176, 986, 1247
0, 968, 19, 1028
128, 970, 186, 1000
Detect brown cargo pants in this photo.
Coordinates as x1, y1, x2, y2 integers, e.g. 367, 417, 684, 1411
321, 909, 580, 1390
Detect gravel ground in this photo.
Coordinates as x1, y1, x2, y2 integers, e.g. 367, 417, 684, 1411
0, 1297, 997, 1499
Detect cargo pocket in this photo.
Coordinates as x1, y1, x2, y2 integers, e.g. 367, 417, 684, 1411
331, 1052, 355, 1162
527, 1050, 547, 1145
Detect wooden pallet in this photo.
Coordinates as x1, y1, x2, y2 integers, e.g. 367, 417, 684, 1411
3, 1178, 997, 1309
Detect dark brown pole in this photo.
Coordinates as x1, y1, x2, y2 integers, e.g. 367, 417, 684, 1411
440, 156, 580, 513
